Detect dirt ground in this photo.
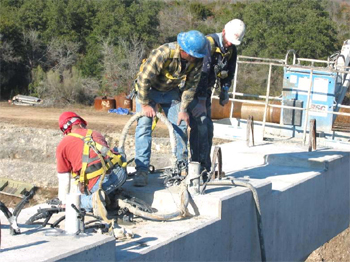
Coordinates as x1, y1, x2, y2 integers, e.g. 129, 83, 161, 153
0, 101, 349, 261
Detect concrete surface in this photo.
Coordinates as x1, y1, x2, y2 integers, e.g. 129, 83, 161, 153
1, 140, 349, 261
0, 203, 116, 261
116, 140, 349, 261
213, 118, 350, 148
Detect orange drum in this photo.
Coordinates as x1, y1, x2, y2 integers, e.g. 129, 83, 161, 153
114, 94, 132, 110
94, 96, 116, 111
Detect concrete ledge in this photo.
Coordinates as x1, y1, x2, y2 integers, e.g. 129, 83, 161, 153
118, 142, 349, 261
1, 141, 349, 261
0, 205, 116, 262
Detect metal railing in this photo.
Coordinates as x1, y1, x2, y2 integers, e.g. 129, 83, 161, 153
212, 52, 350, 144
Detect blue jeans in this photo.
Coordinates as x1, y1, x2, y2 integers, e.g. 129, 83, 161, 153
189, 97, 214, 171
80, 166, 126, 211
135, 89, 188, 171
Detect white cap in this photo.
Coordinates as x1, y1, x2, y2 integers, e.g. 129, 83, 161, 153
224, 19, 246, 46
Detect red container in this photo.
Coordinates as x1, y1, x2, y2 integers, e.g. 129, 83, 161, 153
94, 96, 116, 111
114, 93, 132, 110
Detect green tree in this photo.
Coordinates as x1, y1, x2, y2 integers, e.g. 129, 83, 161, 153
0, 3, 27, 99
241, 0, 338, 59
17, 0, 47, 33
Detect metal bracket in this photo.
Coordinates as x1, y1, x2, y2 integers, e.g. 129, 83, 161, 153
247, 115, 255, 147
308, 119, 317, 152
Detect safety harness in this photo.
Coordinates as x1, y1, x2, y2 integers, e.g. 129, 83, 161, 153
207, 36, 234, 80
68, 129, 127, 233
68, 129, 127, 187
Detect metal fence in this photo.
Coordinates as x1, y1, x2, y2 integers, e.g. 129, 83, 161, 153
212, 51, 350, 143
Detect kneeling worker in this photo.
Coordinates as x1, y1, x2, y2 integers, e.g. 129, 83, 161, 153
56, 111, 127, 214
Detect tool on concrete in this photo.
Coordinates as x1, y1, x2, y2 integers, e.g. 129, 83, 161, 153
200, 146, 223, 194
186, 162, 201, 195
118, 112, 191, 221
25, 206, 65, 227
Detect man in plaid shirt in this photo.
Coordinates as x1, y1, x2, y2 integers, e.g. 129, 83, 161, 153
134, 30, 209, 187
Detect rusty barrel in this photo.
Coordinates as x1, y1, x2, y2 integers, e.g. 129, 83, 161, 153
211, 97, 281, 124
333, 107, 350, 132
115, 94, 132, 110
94, 96, 116, 111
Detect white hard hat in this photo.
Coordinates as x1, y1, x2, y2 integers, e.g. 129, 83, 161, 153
224, 19, 246, 46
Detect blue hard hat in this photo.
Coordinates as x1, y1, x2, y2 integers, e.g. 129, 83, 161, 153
177, 30, 208, 58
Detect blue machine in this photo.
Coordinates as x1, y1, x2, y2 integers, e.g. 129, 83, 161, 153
281, 40, 350, 135
282, 68, 338, 133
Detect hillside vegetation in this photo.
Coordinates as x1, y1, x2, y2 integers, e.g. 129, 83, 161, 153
0, 0, 349, 104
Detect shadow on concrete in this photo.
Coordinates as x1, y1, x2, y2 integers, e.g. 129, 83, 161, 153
0, 223, 48, 236
229, 150, 348, 180
205, 186, 233, 194
117, 236, 158, 251
0, 240, 48, 252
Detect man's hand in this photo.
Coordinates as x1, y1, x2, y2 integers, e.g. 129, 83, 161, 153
141, 104, 156, 117
192, 100, 207, 117
177, 112, 190, 125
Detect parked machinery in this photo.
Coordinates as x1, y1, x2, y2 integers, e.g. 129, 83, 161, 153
281, 40, 350, 134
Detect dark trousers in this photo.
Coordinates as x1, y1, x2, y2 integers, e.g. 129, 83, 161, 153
189, 97, 214, 171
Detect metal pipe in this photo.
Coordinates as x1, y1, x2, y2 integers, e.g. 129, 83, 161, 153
262, 64, 273, 137
230, 60, 239, 125
303, 69, 314, 145
211, 98, 281, 123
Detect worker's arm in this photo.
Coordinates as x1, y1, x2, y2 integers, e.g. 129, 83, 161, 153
221, 46, 237, 88
180, 58, 204, 112
191, 71, 210, 117
137, 48, 166, 117
176, 62, 203, 125
191, 42, 212, 117
57, 172, 71, 204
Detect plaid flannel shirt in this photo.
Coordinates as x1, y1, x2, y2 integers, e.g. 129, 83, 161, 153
136, 42, 203, 111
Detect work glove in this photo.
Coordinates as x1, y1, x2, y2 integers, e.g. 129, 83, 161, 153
192, 98, 207, 117
219, 84, 230, 106
112, 147, 127, 167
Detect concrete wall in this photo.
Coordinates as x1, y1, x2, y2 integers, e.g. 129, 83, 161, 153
122, 147, 349, 261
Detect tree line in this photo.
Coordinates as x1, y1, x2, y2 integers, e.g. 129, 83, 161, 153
0, 0, 349, 105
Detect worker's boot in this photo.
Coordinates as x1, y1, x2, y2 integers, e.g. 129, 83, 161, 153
133, 170, 148, 187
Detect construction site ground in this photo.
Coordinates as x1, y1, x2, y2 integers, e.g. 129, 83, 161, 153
0, 101, 348, 261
